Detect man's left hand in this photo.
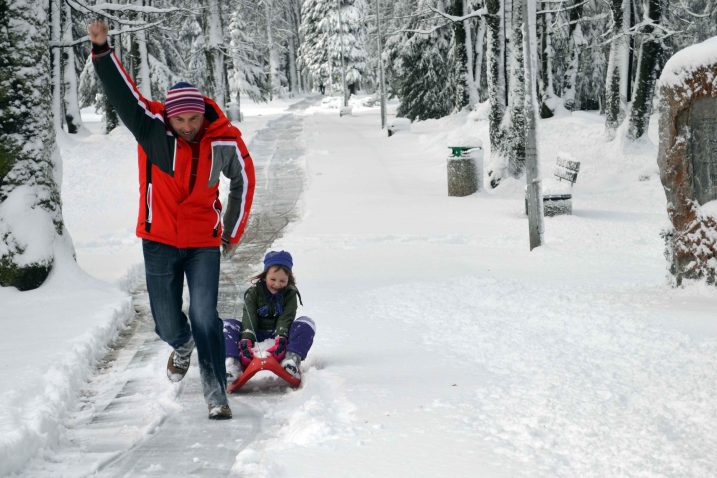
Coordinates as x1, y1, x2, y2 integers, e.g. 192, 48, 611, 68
222, 238, 237, 259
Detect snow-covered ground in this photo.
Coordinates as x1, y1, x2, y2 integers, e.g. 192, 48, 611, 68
2, 95, 717, 477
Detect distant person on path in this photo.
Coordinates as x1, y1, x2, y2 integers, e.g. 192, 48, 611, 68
224, 251, 315, 382
88, 20, 255, 420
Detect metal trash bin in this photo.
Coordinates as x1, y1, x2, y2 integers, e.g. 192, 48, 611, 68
447, 145, 483, 196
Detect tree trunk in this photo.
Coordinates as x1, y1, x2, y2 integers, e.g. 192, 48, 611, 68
265, 0, 281, 100
135, 0, 152, 97
627, 0, 662, 140
62, 0, 82, 133
286, 0, 301, 94
50, 0, 63, 133
562, 0, 584, 111
604, 0, 630, 138
206, 0, 227, 108
474, 16, 486, 102
0, 0, 69, 290
507, 0, 527, 177
485, 0, 508, 187
462, 0, 478, 107
448, 0, 469, 110
538, 10, 555, 118
288, 33, 299, 95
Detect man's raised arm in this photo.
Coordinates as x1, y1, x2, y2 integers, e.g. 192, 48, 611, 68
87, 20, 170, 165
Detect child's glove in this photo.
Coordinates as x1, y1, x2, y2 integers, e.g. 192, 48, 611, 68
238, 339, 254, 368
267, 336, 288, 361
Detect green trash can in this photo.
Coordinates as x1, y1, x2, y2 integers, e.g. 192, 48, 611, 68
447, 145, 483, 196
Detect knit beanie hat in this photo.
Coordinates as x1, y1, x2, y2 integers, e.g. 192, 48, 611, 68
263, 250, 293, 271
165, 82, 205, 118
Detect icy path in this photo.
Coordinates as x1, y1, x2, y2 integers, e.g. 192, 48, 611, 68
22, 99, 315, 477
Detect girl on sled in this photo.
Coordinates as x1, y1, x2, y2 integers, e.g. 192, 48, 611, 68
223, 250, 315, 382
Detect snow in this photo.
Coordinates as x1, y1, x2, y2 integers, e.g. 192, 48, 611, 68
659, 35, 717, 88
3, 96, 717, 477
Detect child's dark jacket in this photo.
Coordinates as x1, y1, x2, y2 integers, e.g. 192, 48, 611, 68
241, 281, 300, 340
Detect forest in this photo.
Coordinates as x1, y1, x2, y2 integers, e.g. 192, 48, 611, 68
0, 0, 716, 290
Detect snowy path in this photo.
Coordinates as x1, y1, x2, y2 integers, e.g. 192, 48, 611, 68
23, 99, 314, 477
16, 98, 717, 477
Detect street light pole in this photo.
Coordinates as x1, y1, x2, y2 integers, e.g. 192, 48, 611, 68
523, 0, 543, 250
375, 0, 387, 129
337, 0, 349, 107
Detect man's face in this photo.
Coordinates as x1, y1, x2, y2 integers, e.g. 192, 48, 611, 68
168, 113, 204, 141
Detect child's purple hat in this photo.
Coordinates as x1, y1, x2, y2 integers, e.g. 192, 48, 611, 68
263, 250, 293, 271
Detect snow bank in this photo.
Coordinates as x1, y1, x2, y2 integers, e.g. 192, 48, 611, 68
0, 239, 133, 475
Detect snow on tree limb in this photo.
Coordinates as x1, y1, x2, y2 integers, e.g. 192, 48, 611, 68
427, 6, 488, 23
64, 0, 192, 26
50, 21, 167, 48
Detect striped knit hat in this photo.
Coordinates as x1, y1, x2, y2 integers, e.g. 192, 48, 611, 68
165, 82, 205, 118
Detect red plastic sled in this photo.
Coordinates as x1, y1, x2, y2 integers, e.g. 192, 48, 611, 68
227, 355, 301, 393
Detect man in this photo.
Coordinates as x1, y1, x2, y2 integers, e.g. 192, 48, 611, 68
87, 20, 255, 420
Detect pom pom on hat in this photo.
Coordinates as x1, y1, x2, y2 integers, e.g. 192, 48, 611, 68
165, 82, 205, 118
263, 250, 293, 271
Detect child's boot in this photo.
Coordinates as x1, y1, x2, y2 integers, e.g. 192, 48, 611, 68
281, 351, 302, 379
225, 357, 241, 382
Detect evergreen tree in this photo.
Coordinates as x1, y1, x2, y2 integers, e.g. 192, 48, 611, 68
299, 0, 332, 92
394, 0, 454, 121
574, 2, 607, 111
382, 0, 418, 98
331, 0, 369, 94
0, 0, 69, 290
228, 1, 269, 105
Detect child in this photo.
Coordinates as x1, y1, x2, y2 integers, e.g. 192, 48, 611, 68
223, 250, 315, 382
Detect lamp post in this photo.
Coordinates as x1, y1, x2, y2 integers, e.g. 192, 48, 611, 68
523, 0, 544, 249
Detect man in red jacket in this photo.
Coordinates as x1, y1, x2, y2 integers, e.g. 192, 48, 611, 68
88, 20, 255, 420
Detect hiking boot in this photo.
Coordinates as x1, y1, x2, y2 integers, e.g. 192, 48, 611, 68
166, 337, 194, 383
208, 404, 232, 420
225, 357, 242, 383
281, 351, 302, 379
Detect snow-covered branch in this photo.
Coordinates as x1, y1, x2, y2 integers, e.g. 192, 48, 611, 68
387, 6, 491, 37
65, 0, 194, 26
388, 22, 450, 37
50, 21, 166, 48
87, 3, 196, 15
677, 0, 713, 18
427, 6, 488, 23
537, 0, 591, 16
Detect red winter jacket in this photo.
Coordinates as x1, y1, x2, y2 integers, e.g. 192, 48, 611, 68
92, 44, 255, 248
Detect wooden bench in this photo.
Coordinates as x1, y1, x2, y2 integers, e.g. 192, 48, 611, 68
387, 117, 411, 137
525, 153, 581, 216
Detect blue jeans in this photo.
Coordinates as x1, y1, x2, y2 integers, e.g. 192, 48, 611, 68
142, 239, 227, 406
